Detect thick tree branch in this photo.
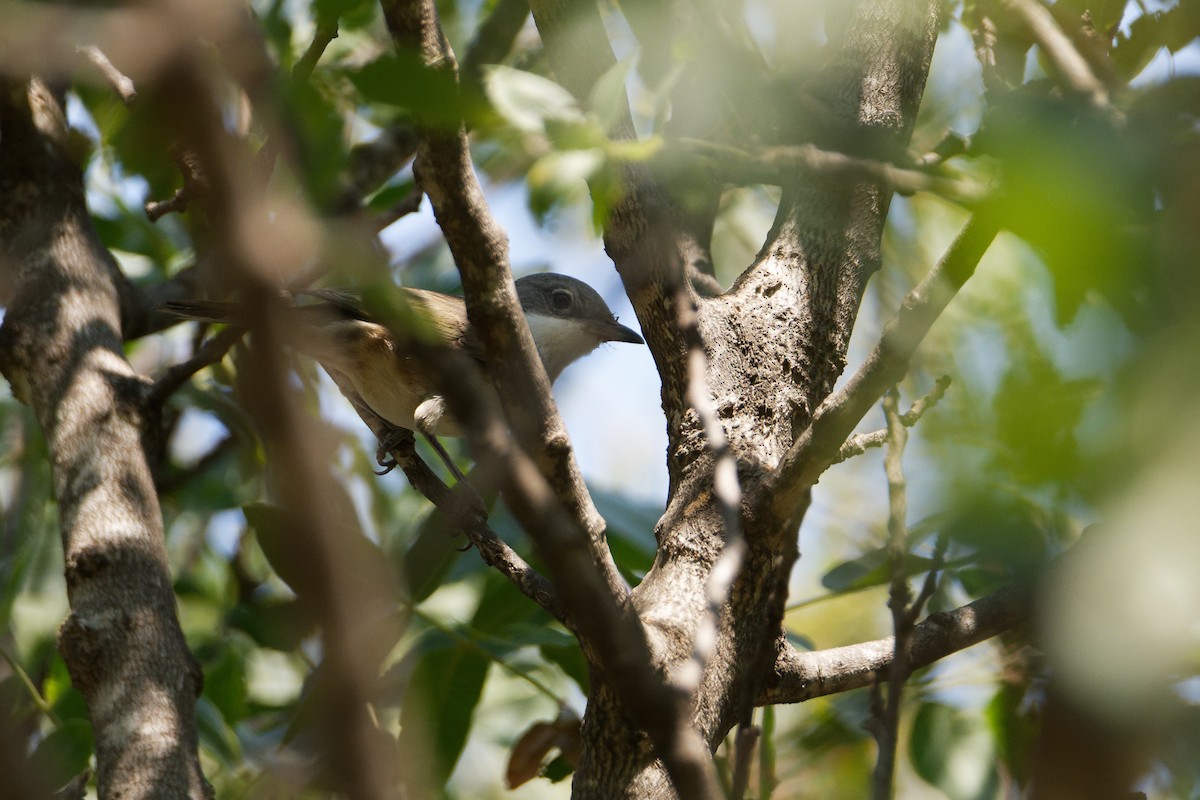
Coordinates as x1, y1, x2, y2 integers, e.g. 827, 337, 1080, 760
765, 213, 999, 524
758, 584, 1032, 705
999, 0, 1113, 113
379, 0, 625, 597
365, 314, 724, 800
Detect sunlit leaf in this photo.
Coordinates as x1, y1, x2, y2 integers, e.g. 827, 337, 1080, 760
485, 65, 584, 134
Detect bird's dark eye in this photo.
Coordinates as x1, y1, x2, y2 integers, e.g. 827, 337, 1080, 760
550, 289, 573, 313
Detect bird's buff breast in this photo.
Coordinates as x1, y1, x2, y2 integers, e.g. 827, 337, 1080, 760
338, 330, 464, 436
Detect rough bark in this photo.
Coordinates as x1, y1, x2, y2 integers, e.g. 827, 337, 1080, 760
545, 2, 945, 796
0, 78, 211, 799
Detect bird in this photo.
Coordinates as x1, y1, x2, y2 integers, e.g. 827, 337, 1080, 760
163, 273, 644, 474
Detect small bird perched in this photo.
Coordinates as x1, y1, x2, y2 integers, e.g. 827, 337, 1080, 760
164, 273, 643, 471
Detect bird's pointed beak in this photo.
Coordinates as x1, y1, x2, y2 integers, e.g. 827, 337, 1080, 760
599, 319, 644, 345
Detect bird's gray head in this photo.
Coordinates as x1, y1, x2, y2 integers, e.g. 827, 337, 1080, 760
515, 273, 643, 380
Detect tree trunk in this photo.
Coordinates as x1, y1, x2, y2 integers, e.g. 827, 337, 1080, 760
573, 2, 943, 795
0, 78, 211, 799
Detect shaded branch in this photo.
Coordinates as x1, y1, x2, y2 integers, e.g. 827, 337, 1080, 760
683, 140, 990, 205
323, 366, 569, 627
1000, 0, 1114, 114
765, 213, 1000, 524
148, 325, 244, 406
77, 45, 137, 103
758, 584, 1033, 705
293, 20, 338, 84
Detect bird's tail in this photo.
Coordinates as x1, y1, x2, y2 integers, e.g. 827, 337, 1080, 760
160, 300, 245, 326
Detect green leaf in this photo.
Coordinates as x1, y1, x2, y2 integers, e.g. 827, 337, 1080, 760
349, 53, 479, 128
196, 696, 242, 767
398, 636, 491, 792
202, 643, 249, 724
543, 754, 575, 782
587, 56, 635, 133
485, 65, 584, 134
910, 702, 998, 800
820, 548, 939, 593
313, 0, 373, 26
29, 719, 94, 790
227, 596, 315, 651
986, 683, 1038, 786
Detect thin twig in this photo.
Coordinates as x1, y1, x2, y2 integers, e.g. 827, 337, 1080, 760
148, 325, 245, 406
907, 533, 949, 628
321, 366, 570, 627
682, 140, 990, 205
870, 388, 913, 800
292, 21, 338, 84
145, 149, 207, 222
835, 375, 951, 464
730, 724, 761, 800
674, 288, 746, 695
78, 45, 137, 103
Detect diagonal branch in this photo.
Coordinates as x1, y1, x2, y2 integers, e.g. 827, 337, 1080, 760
323, 365, 569, 627
765, 213, 1000, 524
379, 0, 625, 600
999, 0, 1114, 114
147, 325, 244, 406
758, 584, 1033, 706
366, 310, 724, 800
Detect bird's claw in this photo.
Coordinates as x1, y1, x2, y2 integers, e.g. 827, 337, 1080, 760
375, 428, 413, 475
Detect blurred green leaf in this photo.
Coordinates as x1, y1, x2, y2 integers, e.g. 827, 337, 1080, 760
821, 548, 939, 593
976, 92, 1150, 324
349, 52, 482, 128
196, 696, 242, 767
398, 635, 490, 792
910, 701, 998, 800
993, 352, 1101, 485
587, 56, 635, 134
202, 643, 250, 724
28, 719, 93, 791
486, 65, 583, 134
986, 683, 1038, 787
227, 596, 315, 651
313, 0, 373, 27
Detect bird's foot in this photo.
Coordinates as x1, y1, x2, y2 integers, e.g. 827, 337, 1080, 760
375, 427, 415, 475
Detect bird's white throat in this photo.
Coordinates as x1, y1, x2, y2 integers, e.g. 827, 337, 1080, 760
526, 313, 605, 381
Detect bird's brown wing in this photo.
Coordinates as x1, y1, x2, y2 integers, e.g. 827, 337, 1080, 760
402, 288, 486, 366
297, 287, 487, 367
